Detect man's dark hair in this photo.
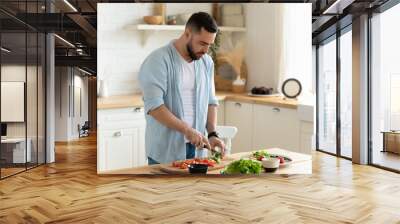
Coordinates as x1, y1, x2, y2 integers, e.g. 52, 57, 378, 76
186, 12, 218, 33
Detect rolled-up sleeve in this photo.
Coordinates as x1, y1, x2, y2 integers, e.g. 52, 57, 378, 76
208, 62, 219, 106
138, 54, 167, 114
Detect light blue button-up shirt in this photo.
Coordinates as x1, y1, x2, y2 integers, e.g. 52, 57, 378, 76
138, 41, 219, 164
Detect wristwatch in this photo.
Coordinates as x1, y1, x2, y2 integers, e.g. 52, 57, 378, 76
207, 131, 220, 139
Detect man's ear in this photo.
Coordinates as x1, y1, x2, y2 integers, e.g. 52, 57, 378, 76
184, 27, 192, 38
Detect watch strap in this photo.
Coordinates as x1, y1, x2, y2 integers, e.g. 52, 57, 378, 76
208, 131, 219, 139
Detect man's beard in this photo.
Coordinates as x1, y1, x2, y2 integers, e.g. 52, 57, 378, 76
186, 40, 202, 61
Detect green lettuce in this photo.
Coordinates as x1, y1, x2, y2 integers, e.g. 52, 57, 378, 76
222, 159, 262, 175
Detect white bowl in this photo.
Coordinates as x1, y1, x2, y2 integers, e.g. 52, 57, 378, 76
261, 157, 280, 172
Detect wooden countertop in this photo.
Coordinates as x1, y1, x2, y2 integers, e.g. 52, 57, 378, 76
99, 148, 312, 176
98, 91, 298, 110
216, 91, 298, 109
97, 94, 144, 109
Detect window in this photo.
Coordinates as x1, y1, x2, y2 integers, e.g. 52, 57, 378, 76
390, 74, 400, 130
317, 26, 353, 159
317, 36, 337, 155
0, 1, 47, 179
339, 29, 352, 158
370, 2, 400, 171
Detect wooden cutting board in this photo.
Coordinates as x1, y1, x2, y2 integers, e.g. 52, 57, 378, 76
159, 158, 234, 174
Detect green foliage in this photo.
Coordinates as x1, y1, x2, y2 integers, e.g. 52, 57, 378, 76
252, 150, 270, 159
211, 151, 222, 164
208, 30, 221, 71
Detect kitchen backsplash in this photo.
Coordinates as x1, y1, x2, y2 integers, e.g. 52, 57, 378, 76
97, 3, 312, 97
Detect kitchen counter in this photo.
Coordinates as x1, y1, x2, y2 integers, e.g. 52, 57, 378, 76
98, 148, 312, 176
216, 91, 298, 109
97, 94, 144, 109
98, 91, 299, 110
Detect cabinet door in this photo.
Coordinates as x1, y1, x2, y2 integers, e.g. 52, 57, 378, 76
225, 101, 253, 153
252, 104, 300, 152
102, 128, 138, 171
98, 107, 147, 172
136, 125, 147, 166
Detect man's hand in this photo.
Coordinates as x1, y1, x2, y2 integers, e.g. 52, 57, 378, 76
148, 106, 211, 149
184, 127, 211, 149
209, 136, 225, 157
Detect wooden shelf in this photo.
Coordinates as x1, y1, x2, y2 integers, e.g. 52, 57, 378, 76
129, 24, 246, 32
126, 24, 246, 46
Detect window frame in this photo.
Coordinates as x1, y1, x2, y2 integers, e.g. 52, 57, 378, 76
315, 24, 353, 161
368, 1, 400, 173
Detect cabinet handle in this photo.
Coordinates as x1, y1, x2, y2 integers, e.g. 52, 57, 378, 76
272, 107, 280, 113
234, 102, 242, 107
114, 131, 122, 137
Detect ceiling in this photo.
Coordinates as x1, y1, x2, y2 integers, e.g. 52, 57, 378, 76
1, 0, 99, 74
0, 0, 395, 75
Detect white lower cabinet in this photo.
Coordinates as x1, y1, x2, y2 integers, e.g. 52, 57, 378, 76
224, 100, 312, 154
225, 101, 253, 153
252, 104, 300, 152
97, 99, 314, 173
98, 107, 146, 173
102, 128, 137, 171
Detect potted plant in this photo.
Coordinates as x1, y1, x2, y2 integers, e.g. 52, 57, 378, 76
208, 30, 221, 71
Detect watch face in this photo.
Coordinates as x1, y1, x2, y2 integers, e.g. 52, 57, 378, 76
281, 78, 302, 99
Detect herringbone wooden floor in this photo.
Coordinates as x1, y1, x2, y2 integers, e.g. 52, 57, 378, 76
1, 134, 400, 224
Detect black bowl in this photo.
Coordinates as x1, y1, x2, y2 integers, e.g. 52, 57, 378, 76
264, 167, 278, 173
188, 164, 208, 174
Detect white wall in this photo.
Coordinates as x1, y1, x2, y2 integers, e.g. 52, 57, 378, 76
245, 4, 282, 92
55, 67, 89, 141
1, 65, 41, 138
55, 67, 69, 141
245, 3, 312, 97
280, 4, 312, 96
1, 64, 46, 163
75, 74, 89, 123
98, 3, 312, 99
71, 74, 89, 138
1, 66, 26, 127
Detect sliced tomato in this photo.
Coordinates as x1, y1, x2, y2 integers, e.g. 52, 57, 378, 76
172, 158, 217, 169
180, 163, 188, 169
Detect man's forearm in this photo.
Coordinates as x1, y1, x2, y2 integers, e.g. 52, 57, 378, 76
148, 105, 189, 134
206, 105, 218, 133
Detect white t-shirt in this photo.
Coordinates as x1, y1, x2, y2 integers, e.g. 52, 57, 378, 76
180, 57, 196, 142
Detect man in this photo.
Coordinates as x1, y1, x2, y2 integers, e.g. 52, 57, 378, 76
138, 12, 225, 165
